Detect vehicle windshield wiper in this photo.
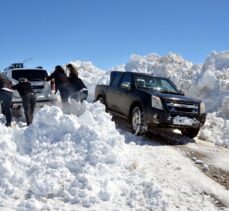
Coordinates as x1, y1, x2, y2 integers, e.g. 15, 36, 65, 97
138, 87, 180, 94
137, 86, 152, 90
32, 78, 43, 81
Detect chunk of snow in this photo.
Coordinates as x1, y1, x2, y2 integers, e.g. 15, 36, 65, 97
173, 116, 199, 126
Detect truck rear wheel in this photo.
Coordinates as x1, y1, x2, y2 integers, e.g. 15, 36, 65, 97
97, 96, 106, 109
131, 106, 146, 135
181, 128, 200, 139
98, 96, 105, 104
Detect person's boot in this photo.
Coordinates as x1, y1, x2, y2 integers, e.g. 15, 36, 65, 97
5, 122, 11, 127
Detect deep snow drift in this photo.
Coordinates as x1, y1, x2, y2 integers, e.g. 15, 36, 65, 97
0, 102, 168, 210
1, 102, 228, 211
72, 51, 229, 147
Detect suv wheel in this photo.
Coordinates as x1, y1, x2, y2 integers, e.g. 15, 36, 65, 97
131, 106, 146, 135
181, 128, 200, 139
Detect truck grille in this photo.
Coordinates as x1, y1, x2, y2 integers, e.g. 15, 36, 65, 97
166, 101, 199, 113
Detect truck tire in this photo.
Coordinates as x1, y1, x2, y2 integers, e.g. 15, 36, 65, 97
181, 128, 200, 139
131, 106, 145, 135
97, 96, 106, 109
1, 103, 5, 115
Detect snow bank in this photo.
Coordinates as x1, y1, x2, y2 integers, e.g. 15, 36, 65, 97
0, 102, 167, 210
199, 113, 229, 147
173, 116, 200, 126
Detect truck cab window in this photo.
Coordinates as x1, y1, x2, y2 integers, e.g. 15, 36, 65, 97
110, 72, 124, 88
121, 73, 133, 85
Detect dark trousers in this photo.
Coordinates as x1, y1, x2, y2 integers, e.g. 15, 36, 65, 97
59, 84, 71, 103
22, 93, 36, 126
0, 90, 12, 126
58, 84, 71, 112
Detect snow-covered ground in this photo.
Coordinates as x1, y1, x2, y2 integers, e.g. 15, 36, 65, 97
0, 51, 229, 210
0, 102, 229, 210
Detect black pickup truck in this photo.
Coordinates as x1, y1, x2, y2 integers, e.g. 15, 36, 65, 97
95, 71, 206, 138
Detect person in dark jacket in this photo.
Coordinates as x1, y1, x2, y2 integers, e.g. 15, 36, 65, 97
12, 78, 36, 126
46, 65, 71, 109
66, 63, 88, 102
0, 73, 13, 127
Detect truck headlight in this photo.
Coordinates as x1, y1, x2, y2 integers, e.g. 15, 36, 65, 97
151, 96, 163, 110
200, 102, 206, 114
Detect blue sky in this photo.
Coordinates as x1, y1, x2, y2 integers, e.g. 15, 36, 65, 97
0, 0, 228, 71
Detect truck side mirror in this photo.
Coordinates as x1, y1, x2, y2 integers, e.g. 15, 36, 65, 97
121, 81, 131, 89
180, 90, 185, 95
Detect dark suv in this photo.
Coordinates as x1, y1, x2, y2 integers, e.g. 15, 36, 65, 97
95, 71, 206, 138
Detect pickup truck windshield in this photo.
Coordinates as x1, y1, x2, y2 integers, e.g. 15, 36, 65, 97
135, 74, 180, 94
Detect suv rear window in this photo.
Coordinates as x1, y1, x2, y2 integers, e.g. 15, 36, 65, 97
12, 69, 48, 81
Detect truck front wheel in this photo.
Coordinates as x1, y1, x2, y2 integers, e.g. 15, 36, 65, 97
131, 106, 146, 135
181, 128, 200, 139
